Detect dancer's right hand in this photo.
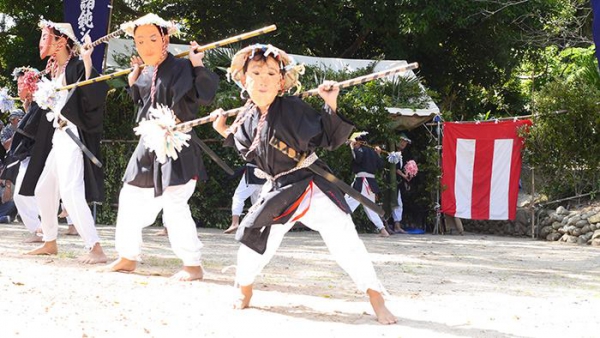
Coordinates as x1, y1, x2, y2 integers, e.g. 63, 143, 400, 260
128, 56, 144, 86
211, 109, 229, 137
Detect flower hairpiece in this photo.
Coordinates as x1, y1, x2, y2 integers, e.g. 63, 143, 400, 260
38, 19, 83, 50
227, 44, 305, 94
21, 70, 41, 95
12, 66, 40, 81
120, 13, 181, 37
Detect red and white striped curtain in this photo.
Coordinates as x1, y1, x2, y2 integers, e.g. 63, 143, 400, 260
440, 120, 532, 220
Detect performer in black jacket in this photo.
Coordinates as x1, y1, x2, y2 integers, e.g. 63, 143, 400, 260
391, 133, 412, 233
212, 44, 396, 324
344, 137, 390, 237
105, 14, 219, 281
1, 67, 44, 243
24, 20, 108, 264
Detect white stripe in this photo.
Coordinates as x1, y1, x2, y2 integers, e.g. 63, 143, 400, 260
455, 139, 475, 219
489, 139, 513, 219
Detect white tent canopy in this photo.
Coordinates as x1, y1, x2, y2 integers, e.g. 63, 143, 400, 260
106, 39, 439, 130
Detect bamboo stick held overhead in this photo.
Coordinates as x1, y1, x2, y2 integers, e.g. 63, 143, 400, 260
58, 25, 278, 92
173, 62, 420, 132
88, 29, 125, 49
299, 62, 419, 98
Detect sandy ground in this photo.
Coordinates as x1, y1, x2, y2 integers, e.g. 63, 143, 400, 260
0, 222, 599, 338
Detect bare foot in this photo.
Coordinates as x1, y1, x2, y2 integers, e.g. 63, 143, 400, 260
78, 243, 108, 264
65, 225, 78, 236
171, 266, 204, 281
23, 232, 43, 243
155, 228, 168, 236
101, 257, 137, 273
58, 209, 68, 218
25, 240, 58, 256
367, 289, 397, 325
379, 228, 390, 237
224, 224, 239, 234
233, 284, 253, 309
394, 222, 407, 234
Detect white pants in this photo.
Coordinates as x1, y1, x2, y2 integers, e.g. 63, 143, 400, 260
14, 157, 41, 233
236, 184, 386, 294
344, 178, 384, 230
35, 127, 100, 248
231, 173, 262, 216
391, 189, 403, 222
114, 180, 203, 266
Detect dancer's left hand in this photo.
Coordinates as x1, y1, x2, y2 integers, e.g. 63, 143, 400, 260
189, 41, 205, 68
81, 34, 93, 79
318, 80, 339, 112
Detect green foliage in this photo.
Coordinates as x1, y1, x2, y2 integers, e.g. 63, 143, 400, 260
0, 0, 587, 128
0, 0, 62, 89
526, 75, 600, 199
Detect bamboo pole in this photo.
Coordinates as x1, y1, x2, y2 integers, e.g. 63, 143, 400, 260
299, 62, 419, 98
174, 62, 420, 131
351, 140, 391, 155
58, 24, 277, 91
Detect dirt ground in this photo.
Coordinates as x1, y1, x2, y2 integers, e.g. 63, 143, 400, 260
0, 222, 599, 338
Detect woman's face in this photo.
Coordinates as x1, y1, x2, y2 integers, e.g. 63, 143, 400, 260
241, 57, 284, 109
134, 25, 167, 66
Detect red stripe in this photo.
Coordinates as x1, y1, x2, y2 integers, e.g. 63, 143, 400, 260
273, 181, 313, 222
440, 123, 458, 216
291, 182, 314, 222
363, 177, 373, 195
471, 139, 493, 219
508, 121, 530, 219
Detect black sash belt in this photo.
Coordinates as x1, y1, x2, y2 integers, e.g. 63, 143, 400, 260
269, 136, 384, 217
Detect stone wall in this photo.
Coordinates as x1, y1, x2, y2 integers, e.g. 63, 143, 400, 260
461, 208, 532, 237
460, 206, 600, 246
537, 206, 600, 246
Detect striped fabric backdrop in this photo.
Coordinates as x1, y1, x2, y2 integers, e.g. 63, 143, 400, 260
440, 120, 532, 220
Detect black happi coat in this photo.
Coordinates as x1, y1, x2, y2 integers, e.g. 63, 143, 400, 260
396, 154, 412, 193
1, 101, 44, 183
122, 53, 219, 196
20, 59, 108, 202
225, 96, 355, 254
350, 145, 384, 194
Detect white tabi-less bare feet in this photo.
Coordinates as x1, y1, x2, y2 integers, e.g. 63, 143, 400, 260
233, 284, 253, 309
367, 289, 398, 325
25, 240, 58, 255
171, 266, 204, 281
78, 243, 108, 264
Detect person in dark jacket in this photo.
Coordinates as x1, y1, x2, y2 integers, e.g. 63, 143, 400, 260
211, 44, 396, 324
104, 14, 219, 281
391, 133, 412, 233
344, 137, 390, 237
24, 20, 108, 263
1, 67, 44, 242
